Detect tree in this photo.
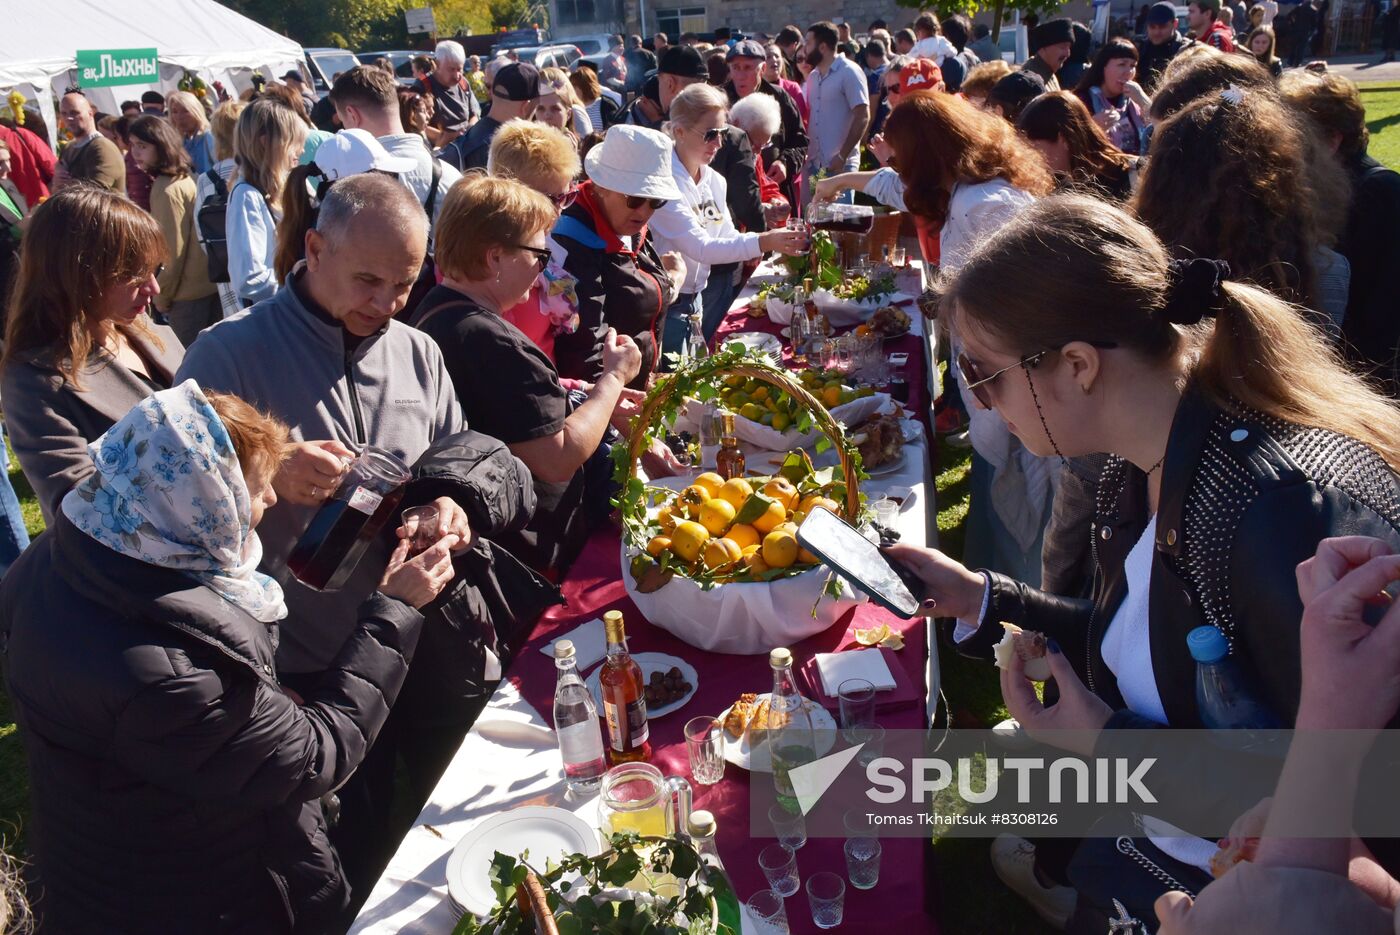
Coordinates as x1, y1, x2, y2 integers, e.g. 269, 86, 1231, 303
226, 0, 546, 48
894, 0, 1064, 40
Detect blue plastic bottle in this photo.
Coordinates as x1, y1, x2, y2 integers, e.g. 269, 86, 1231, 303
1187, 626, 1281, 730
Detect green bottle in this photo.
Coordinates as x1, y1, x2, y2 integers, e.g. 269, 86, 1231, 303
687, 810, 743, 934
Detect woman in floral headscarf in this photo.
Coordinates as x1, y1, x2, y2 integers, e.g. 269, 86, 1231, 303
0, 381, 457, 933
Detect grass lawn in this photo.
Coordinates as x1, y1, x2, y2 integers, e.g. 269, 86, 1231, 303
1360, 81, 1400, 169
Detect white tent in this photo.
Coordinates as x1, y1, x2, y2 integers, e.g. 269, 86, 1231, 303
0, 0, 305, 147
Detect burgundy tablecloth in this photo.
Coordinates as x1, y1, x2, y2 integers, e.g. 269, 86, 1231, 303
504, 304, 940, 934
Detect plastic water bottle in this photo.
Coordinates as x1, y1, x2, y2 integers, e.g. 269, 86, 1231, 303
1188, 626, 1281, 731
768, 647, 818, 814
553, 640, 607, 793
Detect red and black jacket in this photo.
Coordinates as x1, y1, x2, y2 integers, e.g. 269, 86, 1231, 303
551, 181, 671, 389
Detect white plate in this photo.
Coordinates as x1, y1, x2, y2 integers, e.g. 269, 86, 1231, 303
586, 652, 698, 719
716, 693, 838, 773
446, 806, 601, 918
721, 332, 783, 359
864, 448, 908, 477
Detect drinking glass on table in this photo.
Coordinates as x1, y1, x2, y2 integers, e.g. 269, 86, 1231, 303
746, 890, 791, 934
850, 724, 886, 767
873, 498, 901, 531
838, 678, 877, 735
891, 246, 908, 268
683, 716, 726, 785
400, 506, 440, 556
769, 802, 807, 849
758, 843, 800, 896
845, 836, 882, 890
806, 871, 846, 929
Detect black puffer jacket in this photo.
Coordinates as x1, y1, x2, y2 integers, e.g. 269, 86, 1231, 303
394, 430, 561, 716
0, 516, 424, 934
957, 385, 1400, 811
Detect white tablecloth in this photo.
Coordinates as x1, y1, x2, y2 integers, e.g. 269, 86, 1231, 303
349, 265, 941, 934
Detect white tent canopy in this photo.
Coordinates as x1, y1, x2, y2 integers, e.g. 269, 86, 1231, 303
0, 0, 305, 147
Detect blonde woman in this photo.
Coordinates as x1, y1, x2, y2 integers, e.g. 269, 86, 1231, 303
487, 120, 582, 361
650, 83, 805, 353
538, 67, 592, 141
166, 90, 216, 175
194, 100, 246, 318
227, 97, 306, 307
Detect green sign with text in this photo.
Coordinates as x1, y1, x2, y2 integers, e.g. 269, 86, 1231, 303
76, 48, 159, 88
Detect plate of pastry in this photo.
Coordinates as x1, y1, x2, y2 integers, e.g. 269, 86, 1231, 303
716, 692, 838, 772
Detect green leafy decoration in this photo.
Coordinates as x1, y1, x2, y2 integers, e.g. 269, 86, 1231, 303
451, 833, 727, 935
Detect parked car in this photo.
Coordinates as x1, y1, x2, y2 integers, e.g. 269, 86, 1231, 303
504, 44, 583, 70
358, 49, 420, 84
303, 48, 363, 96
561, 33, 616, 56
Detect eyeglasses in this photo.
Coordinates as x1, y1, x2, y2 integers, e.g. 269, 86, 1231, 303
512, 244, 552, 272
129, 264, 164, 287
624, 194, 669, 210
702, 126, 727, 143
958, 341, 1118, 409
957, 350, 1050, 409
548, 185, 578, 210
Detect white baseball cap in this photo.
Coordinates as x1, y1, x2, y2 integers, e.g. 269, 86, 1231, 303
312, 129, 417, 182
584, 125, 684, 202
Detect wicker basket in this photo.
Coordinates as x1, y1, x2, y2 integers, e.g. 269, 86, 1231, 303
622, 361, 861, 522
619, 355, 866, 655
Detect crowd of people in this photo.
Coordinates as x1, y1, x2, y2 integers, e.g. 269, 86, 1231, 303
0, 9, 1398, 934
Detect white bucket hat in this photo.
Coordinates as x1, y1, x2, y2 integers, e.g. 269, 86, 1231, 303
312, 128, 418, 181
584, 125, 684, 202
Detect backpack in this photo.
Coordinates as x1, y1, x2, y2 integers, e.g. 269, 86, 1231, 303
196, 169, 231, 284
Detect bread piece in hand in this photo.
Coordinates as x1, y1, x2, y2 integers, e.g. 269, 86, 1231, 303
993, 622, 1053, 682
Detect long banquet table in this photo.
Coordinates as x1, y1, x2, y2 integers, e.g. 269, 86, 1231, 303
350, 261, 942, 935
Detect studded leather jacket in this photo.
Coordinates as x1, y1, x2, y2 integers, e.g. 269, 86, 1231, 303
957, 383, 1400, 728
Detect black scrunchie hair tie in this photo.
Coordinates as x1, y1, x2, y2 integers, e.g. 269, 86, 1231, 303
1161, 257, 1232, 326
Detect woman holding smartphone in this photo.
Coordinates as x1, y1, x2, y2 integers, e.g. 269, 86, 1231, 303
886, 193, 1400, 930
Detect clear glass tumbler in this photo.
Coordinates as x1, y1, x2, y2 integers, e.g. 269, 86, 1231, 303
769, 803, 807, 850
806, 871, 846, 929
758, 843, 800, 897
683, 716, 726, 786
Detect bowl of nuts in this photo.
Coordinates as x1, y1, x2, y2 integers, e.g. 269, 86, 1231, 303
586, 652, 698, 718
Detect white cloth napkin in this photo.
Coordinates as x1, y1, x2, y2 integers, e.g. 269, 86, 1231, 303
539, 618, 608, 670
815, 649, 897, 696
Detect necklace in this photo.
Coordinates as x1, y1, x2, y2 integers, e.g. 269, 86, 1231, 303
1145, 452, 1166, 474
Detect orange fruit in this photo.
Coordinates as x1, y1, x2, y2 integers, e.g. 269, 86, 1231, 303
698, 498, 737, 536
702, 537, 744, 569
680, 484, 709, 518
798, 547, 821, 565
762, 530, 799, 569
670, 520, 710, 562
656, 504, 678, 533
694, 472, 725, 498
646, 535, 672, 558
718, 478, 754, 510
751, 499, 788, 535
745, 548, 770, 573
761, 477, 800, 511
726, 522, 760, 550
800, 494, 841, 516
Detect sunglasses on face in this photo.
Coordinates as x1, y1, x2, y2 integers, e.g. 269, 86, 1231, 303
624, 194, 669, 210
548, 185, 578, 210
512, 244, 552, 272
129, 264, 164, 287
958, 341, 1118, 409
701, 126, 726, 143
958, 350, 1049, 409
